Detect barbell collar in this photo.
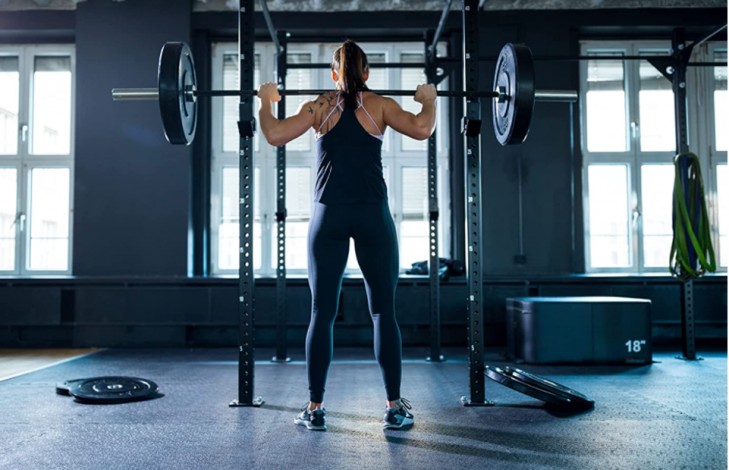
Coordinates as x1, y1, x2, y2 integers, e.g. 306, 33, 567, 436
112, 88, 159, 100
534, 90, 578, 102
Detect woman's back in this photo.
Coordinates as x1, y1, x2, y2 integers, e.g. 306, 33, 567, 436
314, 91, 387, 205
313, 91, 386, 139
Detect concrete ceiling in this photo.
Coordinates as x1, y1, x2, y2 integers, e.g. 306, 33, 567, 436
0, 0, 725, 10
193, 0, 727, 11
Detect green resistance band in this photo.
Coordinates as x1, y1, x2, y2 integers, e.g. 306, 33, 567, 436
669, 152, 717, 280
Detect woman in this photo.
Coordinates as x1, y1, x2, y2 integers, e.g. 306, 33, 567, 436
257, 39, 436, 431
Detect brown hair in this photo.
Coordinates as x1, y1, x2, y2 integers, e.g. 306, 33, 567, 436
331, 39, 369, 109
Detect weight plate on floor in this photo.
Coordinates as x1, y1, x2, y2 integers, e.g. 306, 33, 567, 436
158, 42, 198, 145
504, 367, 595, 409
492, 43, 535, 146
55, 378, 84, 396
67, 376, 159, 404
485, 365, 571, 408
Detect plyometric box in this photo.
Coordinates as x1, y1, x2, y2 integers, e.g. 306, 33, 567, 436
506, 296, 652, 364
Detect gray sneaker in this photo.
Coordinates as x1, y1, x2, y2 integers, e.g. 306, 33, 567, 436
294, 404, 327, 431
383, 398, 414, 429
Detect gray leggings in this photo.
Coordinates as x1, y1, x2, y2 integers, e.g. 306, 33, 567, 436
306, 201, 402, 403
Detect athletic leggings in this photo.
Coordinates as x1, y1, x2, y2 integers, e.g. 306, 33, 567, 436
306, 201, 402, 403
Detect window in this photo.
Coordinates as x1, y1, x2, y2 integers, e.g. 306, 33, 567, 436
584, 53, 627, 152
710, 47, 727, 268
581, 40, 725, 273
586, 164, 630, 268
0, 45, 74, 275
210, 42, 450, 276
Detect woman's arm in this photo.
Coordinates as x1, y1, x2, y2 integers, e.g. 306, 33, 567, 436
257, 82, 316, 147
382, 84, 437, 141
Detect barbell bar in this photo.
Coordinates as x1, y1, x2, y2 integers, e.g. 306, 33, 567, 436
111, 41, 578, 146
111, 87, 576, 101
111, 88, 577, 101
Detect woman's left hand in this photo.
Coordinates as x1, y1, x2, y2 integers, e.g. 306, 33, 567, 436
414, 84, 436, 104
257, 82, 281, 102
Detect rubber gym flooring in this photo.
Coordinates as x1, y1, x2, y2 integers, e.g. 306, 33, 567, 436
0, 347, 725, 470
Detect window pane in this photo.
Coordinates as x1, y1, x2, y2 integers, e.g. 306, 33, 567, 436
363, 52, 386, 89
284, 222, 308, 269
715, 50, 727, 152
218, 167, 262, 270
401, 167, 428, 268
31, 56, 72, 155
639, 52, 675, 152
400, 220, 428, 269
400, 53, 427, 151
223, 52, 260, 153
286, 53, 314, 152
28, 168, 69, 270
586, 54, 627, 152
641, 165, 673, 267
0, 168, 16, 270
402, 166, 427, 217
284, 167, 311, 269
718, 164, 727, 267
0, 56, 19, 155
588, 164, 630, 267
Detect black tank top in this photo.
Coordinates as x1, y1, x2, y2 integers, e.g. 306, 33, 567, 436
314, 101, 387, 204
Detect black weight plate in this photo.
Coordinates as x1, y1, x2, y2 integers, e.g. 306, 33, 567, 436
485, 365, 572, 408
492, 43, 535, 146
68, 376, 159, 404
158, 42, 198, 145
55, 378, 84, 396
504, 367, 595, 409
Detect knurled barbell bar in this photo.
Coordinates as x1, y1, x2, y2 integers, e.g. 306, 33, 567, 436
111, 42, 577, 146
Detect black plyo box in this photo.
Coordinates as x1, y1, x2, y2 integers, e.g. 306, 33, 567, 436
506, 296, 652, 364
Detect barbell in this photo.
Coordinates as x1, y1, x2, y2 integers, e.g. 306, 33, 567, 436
111, 42, 578, 146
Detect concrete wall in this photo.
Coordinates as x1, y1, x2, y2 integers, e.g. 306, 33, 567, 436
73, 0, 193, 275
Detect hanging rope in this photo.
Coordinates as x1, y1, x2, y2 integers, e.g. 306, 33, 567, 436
669, 152, 716, 280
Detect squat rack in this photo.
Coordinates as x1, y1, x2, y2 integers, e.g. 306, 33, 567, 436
230, 0, 460, 407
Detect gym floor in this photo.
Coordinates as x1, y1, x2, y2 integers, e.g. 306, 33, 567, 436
0, 347, 725, 469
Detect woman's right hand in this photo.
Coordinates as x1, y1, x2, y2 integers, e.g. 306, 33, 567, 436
414, 84, 436, 104
257, 82, 281, 102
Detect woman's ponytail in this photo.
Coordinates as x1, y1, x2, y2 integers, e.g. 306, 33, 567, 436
332, 40, 369, 109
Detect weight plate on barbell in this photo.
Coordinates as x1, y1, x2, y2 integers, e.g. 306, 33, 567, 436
67, 376, 160, 404
485, 365, 573, 408
159, 42, 197, 146
504, 367, 595, 409
492, 43, 535, 146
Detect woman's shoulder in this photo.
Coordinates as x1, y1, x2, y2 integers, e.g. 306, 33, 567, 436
361, 90, 392, 104
362, 91, 397, 113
